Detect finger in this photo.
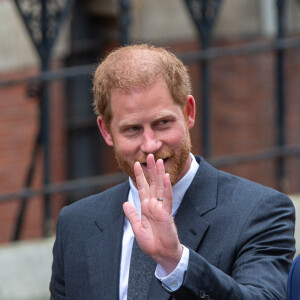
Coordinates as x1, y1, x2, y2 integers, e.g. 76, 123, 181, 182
146, 154, 158, 199
123, 202, 141, 233
163, 173, 173, 214
134, 161, 150, 202
156, 159, 165, 199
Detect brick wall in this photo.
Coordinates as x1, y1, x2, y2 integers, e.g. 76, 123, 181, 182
210, 43, 300, 193
168, 39, 300, 192
0, 68, 66, 244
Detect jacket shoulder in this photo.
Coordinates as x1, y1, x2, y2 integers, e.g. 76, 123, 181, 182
196, 156, 294, 210
59, 180, 130, 219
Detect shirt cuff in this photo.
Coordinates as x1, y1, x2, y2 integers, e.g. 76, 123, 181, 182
155, 245, 189, 292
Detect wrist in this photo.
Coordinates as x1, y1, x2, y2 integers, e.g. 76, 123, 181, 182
158, 244, 183, 274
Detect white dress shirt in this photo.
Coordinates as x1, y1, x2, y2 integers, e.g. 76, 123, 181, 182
119, 154, 199, 300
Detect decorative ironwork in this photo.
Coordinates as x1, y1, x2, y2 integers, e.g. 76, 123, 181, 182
14, 0, 74, 59
12, 0, 75, 240
0, 0, 294, 242
184, 0, 222, 46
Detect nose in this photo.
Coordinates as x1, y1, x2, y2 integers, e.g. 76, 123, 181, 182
140, 128, 162, 154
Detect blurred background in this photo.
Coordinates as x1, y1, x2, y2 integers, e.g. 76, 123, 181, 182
0, 0, 300, 299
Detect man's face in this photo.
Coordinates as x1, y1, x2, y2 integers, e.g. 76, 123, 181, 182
98, 81, 195, 185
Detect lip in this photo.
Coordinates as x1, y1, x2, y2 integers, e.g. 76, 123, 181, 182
139, 157, 170, 170
139, 162, 148, 173
162, 158, 169, 163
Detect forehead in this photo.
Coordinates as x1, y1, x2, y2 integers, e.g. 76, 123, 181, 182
109, 81, 184, 123
111, 81, 170, 106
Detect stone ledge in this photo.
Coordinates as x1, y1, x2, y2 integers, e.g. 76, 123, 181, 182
0, 237, 54, 300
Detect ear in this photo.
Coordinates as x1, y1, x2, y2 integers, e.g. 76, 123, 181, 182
185, 95, 196, 130
97, 116, 114, 146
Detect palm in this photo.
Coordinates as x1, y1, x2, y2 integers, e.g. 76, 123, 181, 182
123, 154, 182, 273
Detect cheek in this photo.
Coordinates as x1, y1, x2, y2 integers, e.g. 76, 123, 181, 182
115, 138, 140, 157
164, 128, 187, 146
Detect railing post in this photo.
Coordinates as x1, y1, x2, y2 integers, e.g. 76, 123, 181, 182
119, 0, 132, 46
276, 0, 286, 192
12, 0, 75, 240
184, 0, 223, 158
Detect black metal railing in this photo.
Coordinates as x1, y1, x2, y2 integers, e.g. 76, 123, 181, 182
0, 0, 299, 242
1, 34, 300, 195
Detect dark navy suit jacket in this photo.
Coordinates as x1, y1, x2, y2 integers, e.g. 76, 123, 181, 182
50, 157, 295, 299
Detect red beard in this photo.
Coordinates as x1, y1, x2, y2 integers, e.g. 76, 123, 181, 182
114, 135, 191, 186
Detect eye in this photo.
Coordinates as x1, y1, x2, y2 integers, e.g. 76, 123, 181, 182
121, 125, 141, 137
155, 119, 172, 128
129, 126, 140, 132
159, 119, 169, 125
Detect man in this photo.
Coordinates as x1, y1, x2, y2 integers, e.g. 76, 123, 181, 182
50, 44, 295, 299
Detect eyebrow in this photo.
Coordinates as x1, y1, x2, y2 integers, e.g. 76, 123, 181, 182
118, 112, 177, 128
153, 112, 177, 120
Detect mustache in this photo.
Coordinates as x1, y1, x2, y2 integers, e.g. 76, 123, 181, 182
135, 150, 174, 164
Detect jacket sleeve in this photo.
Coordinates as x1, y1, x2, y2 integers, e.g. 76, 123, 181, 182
171, 193, 296, 300
49, 209, 67, 300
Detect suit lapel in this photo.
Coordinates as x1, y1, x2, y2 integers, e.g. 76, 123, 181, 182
148, 157, 218, 300
176, 157, 218, 250
86, 182, 130, 300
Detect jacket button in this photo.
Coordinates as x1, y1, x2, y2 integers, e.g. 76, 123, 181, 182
199, 290, 206, 298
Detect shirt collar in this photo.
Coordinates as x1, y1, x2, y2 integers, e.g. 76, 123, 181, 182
128, 153, 199, 218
